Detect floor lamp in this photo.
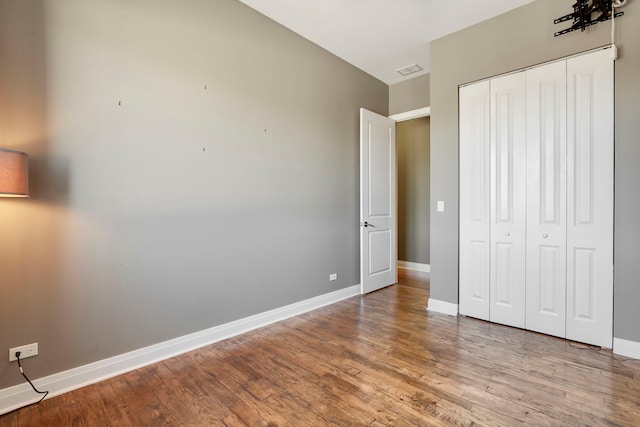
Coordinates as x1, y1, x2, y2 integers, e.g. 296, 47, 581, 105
0, 148, 29, 198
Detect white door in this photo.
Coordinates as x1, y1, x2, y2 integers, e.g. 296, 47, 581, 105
566, 49, 614, 348
525, 60, 568, 338
459, 81, 491, 320
490, 72, 527, 329
457, 48, 613, 347
360, 108, 397, 294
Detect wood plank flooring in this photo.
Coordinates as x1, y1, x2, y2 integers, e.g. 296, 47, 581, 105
3, 268, 640, 426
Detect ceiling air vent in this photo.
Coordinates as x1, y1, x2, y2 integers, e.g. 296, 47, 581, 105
396, 63, 423, 76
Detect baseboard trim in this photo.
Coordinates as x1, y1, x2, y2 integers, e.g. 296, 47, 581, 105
397, 261, 430, 273
613, 338, 640, 360
427, 298, 459, 316
0, 285, 360, 415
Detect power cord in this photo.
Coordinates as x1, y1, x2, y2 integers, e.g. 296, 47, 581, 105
1, 352, 49, 416
15, 351, 49, 403
611, 0, 628, 60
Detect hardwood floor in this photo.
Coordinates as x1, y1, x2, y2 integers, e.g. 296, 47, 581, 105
3, 269, 640, 426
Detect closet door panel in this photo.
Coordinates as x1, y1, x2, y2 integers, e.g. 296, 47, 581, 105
525, 61, 567, 338
566, 49, 614, 348
490, 72, 526, 328
459, 81, 491, 320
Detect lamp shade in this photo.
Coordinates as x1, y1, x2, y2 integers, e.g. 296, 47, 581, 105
0, 148, 29, 197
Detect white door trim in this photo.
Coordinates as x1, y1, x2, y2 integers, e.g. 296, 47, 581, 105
389, 106, 430, 122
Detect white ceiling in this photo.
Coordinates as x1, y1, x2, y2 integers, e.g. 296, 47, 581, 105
237, 0, 534, 85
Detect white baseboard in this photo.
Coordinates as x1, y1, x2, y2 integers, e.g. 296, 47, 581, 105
613, 338, 640, 360
397, 261, 430, 273
426, 298, 459, 316
0, 285, 360, 415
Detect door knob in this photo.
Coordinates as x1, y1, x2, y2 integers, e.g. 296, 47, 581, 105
505, 232, 511, 237
363, 221, 375, 228
542, 233, 549, 239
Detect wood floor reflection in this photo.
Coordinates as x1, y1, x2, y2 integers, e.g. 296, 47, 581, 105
4, 268, 640, 426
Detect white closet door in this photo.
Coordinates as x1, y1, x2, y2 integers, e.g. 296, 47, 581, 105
490, 72, 527, 328
566, 49, 614, 348
525, 61, 568, 338
459, 81, 491, 320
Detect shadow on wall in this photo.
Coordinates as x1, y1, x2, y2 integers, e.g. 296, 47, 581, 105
0, 0, 71, 388
0, 0, 389, 393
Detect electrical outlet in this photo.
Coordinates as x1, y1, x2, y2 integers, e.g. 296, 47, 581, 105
329, 273, 338, 281
9, 343, 38, 362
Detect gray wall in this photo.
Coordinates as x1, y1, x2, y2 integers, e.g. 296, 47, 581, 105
430, 0, 640, 342
389, 74, 430, 115
397, 118, 430, 265
0, 0, 388, 389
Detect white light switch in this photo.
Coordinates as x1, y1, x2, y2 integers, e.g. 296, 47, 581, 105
437, 200, 445, 212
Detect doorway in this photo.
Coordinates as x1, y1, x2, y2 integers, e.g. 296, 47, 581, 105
397, 116, 430, 272
359, 107, 430, 294
391, 108, 431, 274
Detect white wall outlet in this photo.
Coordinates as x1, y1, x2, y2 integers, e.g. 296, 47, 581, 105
9, 343, 38, 362
329, 273, 338, 281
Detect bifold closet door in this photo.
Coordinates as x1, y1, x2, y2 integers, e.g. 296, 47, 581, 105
459, 48, 613, 348
525, 61, 568, 338
566, 49, 614, 348
489, 72, 526, 329
459, 81, 491, 321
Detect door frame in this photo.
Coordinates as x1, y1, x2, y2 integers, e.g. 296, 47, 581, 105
389, 107, 430, 123
391, 107, 432, 275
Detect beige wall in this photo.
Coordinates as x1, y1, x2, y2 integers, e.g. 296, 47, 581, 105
389, 74, 430, 115
0, 0, 388, 389
397, 117, 430, 265
430, 0, 640, 342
